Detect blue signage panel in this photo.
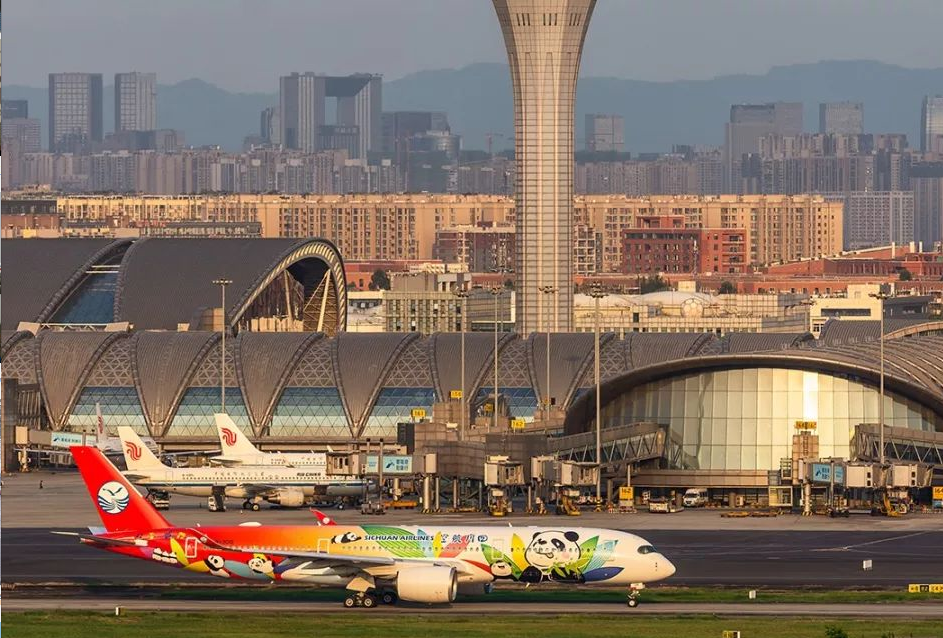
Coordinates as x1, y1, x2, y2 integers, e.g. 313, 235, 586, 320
833, 465, 845, 486
811, 463, 832, 483
365, 455, 413, 474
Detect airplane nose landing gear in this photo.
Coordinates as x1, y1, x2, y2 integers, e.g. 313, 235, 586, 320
627, 583, 646, 607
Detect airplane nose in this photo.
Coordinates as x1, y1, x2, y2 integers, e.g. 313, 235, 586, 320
662, 557, 676, 578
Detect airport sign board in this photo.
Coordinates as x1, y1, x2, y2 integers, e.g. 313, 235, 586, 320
510, 418, 526, 430
51, 432, 95, 448
933, 486, 943, 501
795, 420, 817, 430
410, 408, 427, 420
450, 390, 463, 399
364, 455, 413, 474
619, 486, 634, 501
811, 463, 832, 483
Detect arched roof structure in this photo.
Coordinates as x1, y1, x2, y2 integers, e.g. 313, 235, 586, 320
2, 238, 347, 334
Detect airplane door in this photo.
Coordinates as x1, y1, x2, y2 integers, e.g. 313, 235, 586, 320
185, 537, 198, 559
317, 537, 330, 554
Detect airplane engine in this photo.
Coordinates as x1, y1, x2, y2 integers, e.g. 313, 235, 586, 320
266, 488, 306, 507
396, 566, 458, 604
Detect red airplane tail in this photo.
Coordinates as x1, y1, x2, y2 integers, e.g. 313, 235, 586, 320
70, 446, 171, 532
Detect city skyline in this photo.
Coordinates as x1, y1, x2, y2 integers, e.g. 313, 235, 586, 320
5, 1, 943, 91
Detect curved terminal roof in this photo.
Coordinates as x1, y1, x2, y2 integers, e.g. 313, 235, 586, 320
6, 329, 942, 441
3, 238, 347, 333
565, 334, 943, 435
1, 239, 132, 331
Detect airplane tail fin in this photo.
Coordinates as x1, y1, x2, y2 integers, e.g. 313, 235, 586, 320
116, 426, 165, 471
70, 446, 170, 532
94, 403, 107, 450
215, 413, 260, 457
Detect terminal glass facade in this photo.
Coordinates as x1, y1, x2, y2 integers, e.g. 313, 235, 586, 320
475, 387, 540, 422
362, 387, 436, 439
166, 387, 250, 437
68, 386, 148, 435
270, 387, 350, 438
599, 367, 942, 471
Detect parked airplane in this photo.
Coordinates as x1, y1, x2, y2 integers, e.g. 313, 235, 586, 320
116, 427, 364, 511
213, 414, 326, 468
63, 446, 676, 607
94, 404, 157, 457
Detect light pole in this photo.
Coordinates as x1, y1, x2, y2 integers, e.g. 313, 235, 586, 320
454, 288, 470, 441
490, 285, 503, 430
538, 285, 557, 417
213, 278, 233, 412
869, 290, 890, 465
588, 282, 608, 504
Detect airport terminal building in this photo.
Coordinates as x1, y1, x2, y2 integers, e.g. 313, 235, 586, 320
3, 238, 943, 489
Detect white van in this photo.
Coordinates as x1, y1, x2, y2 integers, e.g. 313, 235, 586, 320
682, 488, 709, 508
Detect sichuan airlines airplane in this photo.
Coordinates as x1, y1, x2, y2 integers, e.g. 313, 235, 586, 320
213, 414, 326, 468
64, 446, 675, 607
117, 427, 364, 511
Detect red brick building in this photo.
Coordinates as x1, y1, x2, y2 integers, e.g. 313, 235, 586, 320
621, 215, 748, 275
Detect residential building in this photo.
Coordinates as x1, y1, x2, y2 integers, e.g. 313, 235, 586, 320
2, 117, 42, 152
912, 162, 943, 248
821, 191, 915, 250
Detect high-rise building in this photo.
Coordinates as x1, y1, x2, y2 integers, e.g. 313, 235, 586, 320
260, 107, 281, 146
819, 102, 863, 135
114, 72, 157, 132
48, 73, 104, 153
912, 162, 943, 248
585, 114, 625, 152
1, 117, 42, 152
921, 95, 943, 154
822, 191, 915, 250
279, 73, 381, 159
724, 102, 802, 192
2, 99, 29, 119
493, 0, 596, 333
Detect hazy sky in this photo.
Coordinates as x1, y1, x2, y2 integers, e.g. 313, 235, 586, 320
6, 0, 943, 91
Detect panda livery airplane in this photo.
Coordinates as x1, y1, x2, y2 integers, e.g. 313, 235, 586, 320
66, 446, 675, 608
213, 414, 327, 468
117, 427, 364, 511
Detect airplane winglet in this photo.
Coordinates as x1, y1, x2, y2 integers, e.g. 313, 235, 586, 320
310, 508, 337, 526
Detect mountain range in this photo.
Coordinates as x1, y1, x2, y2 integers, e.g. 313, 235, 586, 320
5, 60, 941, 153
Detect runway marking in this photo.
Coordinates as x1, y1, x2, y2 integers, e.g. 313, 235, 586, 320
812, 531, 931, 553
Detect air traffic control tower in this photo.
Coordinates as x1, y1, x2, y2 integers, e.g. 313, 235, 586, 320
492, 0, 596, 333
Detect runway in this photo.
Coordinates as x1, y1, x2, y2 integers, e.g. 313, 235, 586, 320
5, 527, 943, 587
4, 597, 943, 617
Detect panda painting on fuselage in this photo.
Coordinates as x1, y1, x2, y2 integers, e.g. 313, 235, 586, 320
519, 530, 582, 583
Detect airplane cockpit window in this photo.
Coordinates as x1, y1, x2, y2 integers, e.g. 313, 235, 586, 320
637, 545, 656, 555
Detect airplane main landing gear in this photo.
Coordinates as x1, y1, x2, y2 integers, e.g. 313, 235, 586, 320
242, 500, 261, 511
627, 583, 645, 608
343, 592, 377, 608
379, 590, 398, 605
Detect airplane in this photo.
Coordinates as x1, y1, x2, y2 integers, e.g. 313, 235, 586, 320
212, 414, 327, 468
63, 446, 676, 608
93, 403, 158, 457
116, 426, 365, 511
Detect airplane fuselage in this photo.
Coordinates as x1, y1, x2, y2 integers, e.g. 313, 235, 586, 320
130, 466, 365, 498
91, 523, 673, 588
